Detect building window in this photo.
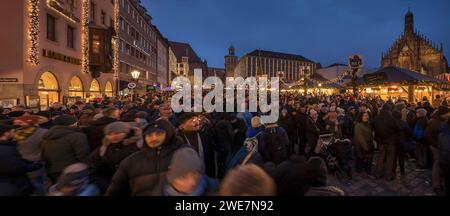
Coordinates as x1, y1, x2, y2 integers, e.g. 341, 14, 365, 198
101, 11, 106, 25
92, 34, 100, 54
67, 25, 74, 49
120, 0, 124, 7
132, 9, 135, 19
127, 2, 130, 14
127, 23, 130, 34
126, 43, 130, 54
90, 2, 96, 24
120, 17, 124, 30
47, 14, 56, 41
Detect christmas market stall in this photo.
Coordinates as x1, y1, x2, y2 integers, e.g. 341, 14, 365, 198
351, 66, 448, 103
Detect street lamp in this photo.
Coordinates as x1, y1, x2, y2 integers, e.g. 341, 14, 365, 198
318, 83, 322, 95
131, 70, 141, 80
130, 70, 141, 101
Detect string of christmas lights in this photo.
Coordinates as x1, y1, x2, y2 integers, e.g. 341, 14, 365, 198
81, 0, 90, 73
113, 0, 120, 78
28, 0, 40, 65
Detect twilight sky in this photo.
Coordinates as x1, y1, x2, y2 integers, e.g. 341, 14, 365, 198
142, 0, 450, 69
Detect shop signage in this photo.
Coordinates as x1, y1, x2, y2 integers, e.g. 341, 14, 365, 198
364, 72, 387, 84
348, 55, 364, 69
128, 82, 137, 89
43, 49, 81, 65
0, 78, 18, 82
47, 0, 80, 23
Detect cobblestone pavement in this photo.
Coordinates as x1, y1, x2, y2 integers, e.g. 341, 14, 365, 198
327, 157, 435, 196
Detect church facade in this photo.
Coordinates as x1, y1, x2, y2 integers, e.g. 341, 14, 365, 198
381, 9, 448, 77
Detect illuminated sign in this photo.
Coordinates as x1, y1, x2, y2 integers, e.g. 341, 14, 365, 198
43, 49, 81, 65
47, 0, 80, 23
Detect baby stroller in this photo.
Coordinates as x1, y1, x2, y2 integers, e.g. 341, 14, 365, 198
315, 133, 353, 181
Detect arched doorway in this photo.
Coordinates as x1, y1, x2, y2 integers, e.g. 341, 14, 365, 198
68, 76, 84, 98
38, 71, 60, 110
89, 79, 101, 100
105, 81, 113, 98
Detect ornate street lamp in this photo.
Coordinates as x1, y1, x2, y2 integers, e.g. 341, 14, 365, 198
130, 70, 141, 101
131, 70, 141, 80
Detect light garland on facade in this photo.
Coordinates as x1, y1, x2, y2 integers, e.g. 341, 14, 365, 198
81, 0, 90, 73
46, 0, 79, 23
28, 0, 40, 65
113, 0, 120, 78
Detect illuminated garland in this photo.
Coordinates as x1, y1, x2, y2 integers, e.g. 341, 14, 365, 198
81, 0, 90, 73
113, 0, 119, 78
28, 0, 40, 65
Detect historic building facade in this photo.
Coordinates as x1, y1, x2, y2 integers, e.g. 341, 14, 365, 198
155, 26, 169, 88
169, 41, 207, 82
0, 0, 116, 110
231, 48, 316, 82
117, 0, 157, 95
381, 9, 448, 77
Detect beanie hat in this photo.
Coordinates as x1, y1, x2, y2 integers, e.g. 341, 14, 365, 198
53, 115, 77, 126
56, 163, 89, 190
104, 121, 130, 134
251, 116, 261, 128
306, 157, 328, 187
167, 148, 202, 183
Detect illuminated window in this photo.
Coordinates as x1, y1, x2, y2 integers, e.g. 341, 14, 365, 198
38, 72, 60, 110
68, 76, 84, 98
89, 79, 101, 99
105, 81, 113, 97
93, 34, 100, 54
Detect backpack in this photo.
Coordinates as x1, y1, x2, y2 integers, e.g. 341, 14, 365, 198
413, 124, 425, 141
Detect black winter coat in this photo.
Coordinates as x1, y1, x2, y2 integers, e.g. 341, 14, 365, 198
425, 116, 446, 147
257, 126, 289, 165
105, 119, 184, 196
0, 140, 42, 196
89, 127, 143, 192
41, 126, 90, 175
373, 110, 400, 146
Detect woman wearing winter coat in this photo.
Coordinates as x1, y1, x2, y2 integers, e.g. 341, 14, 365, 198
89, 121, 143, 193
353, 112, 374, 175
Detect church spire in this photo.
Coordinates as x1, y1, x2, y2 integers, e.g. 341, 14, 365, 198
405, 5, 414, 35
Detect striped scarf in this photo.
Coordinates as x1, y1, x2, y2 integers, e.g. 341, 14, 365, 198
14, 126, 37, 141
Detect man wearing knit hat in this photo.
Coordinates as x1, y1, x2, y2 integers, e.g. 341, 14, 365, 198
106, 118, 184, 196
41, 115, 90, 183
425, 105, 450, 194
163, 147, 219, 196
48, 163, 99, 196
89, 121, 142, 193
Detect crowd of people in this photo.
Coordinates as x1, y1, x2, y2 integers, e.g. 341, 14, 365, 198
0, 92, 449, 196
